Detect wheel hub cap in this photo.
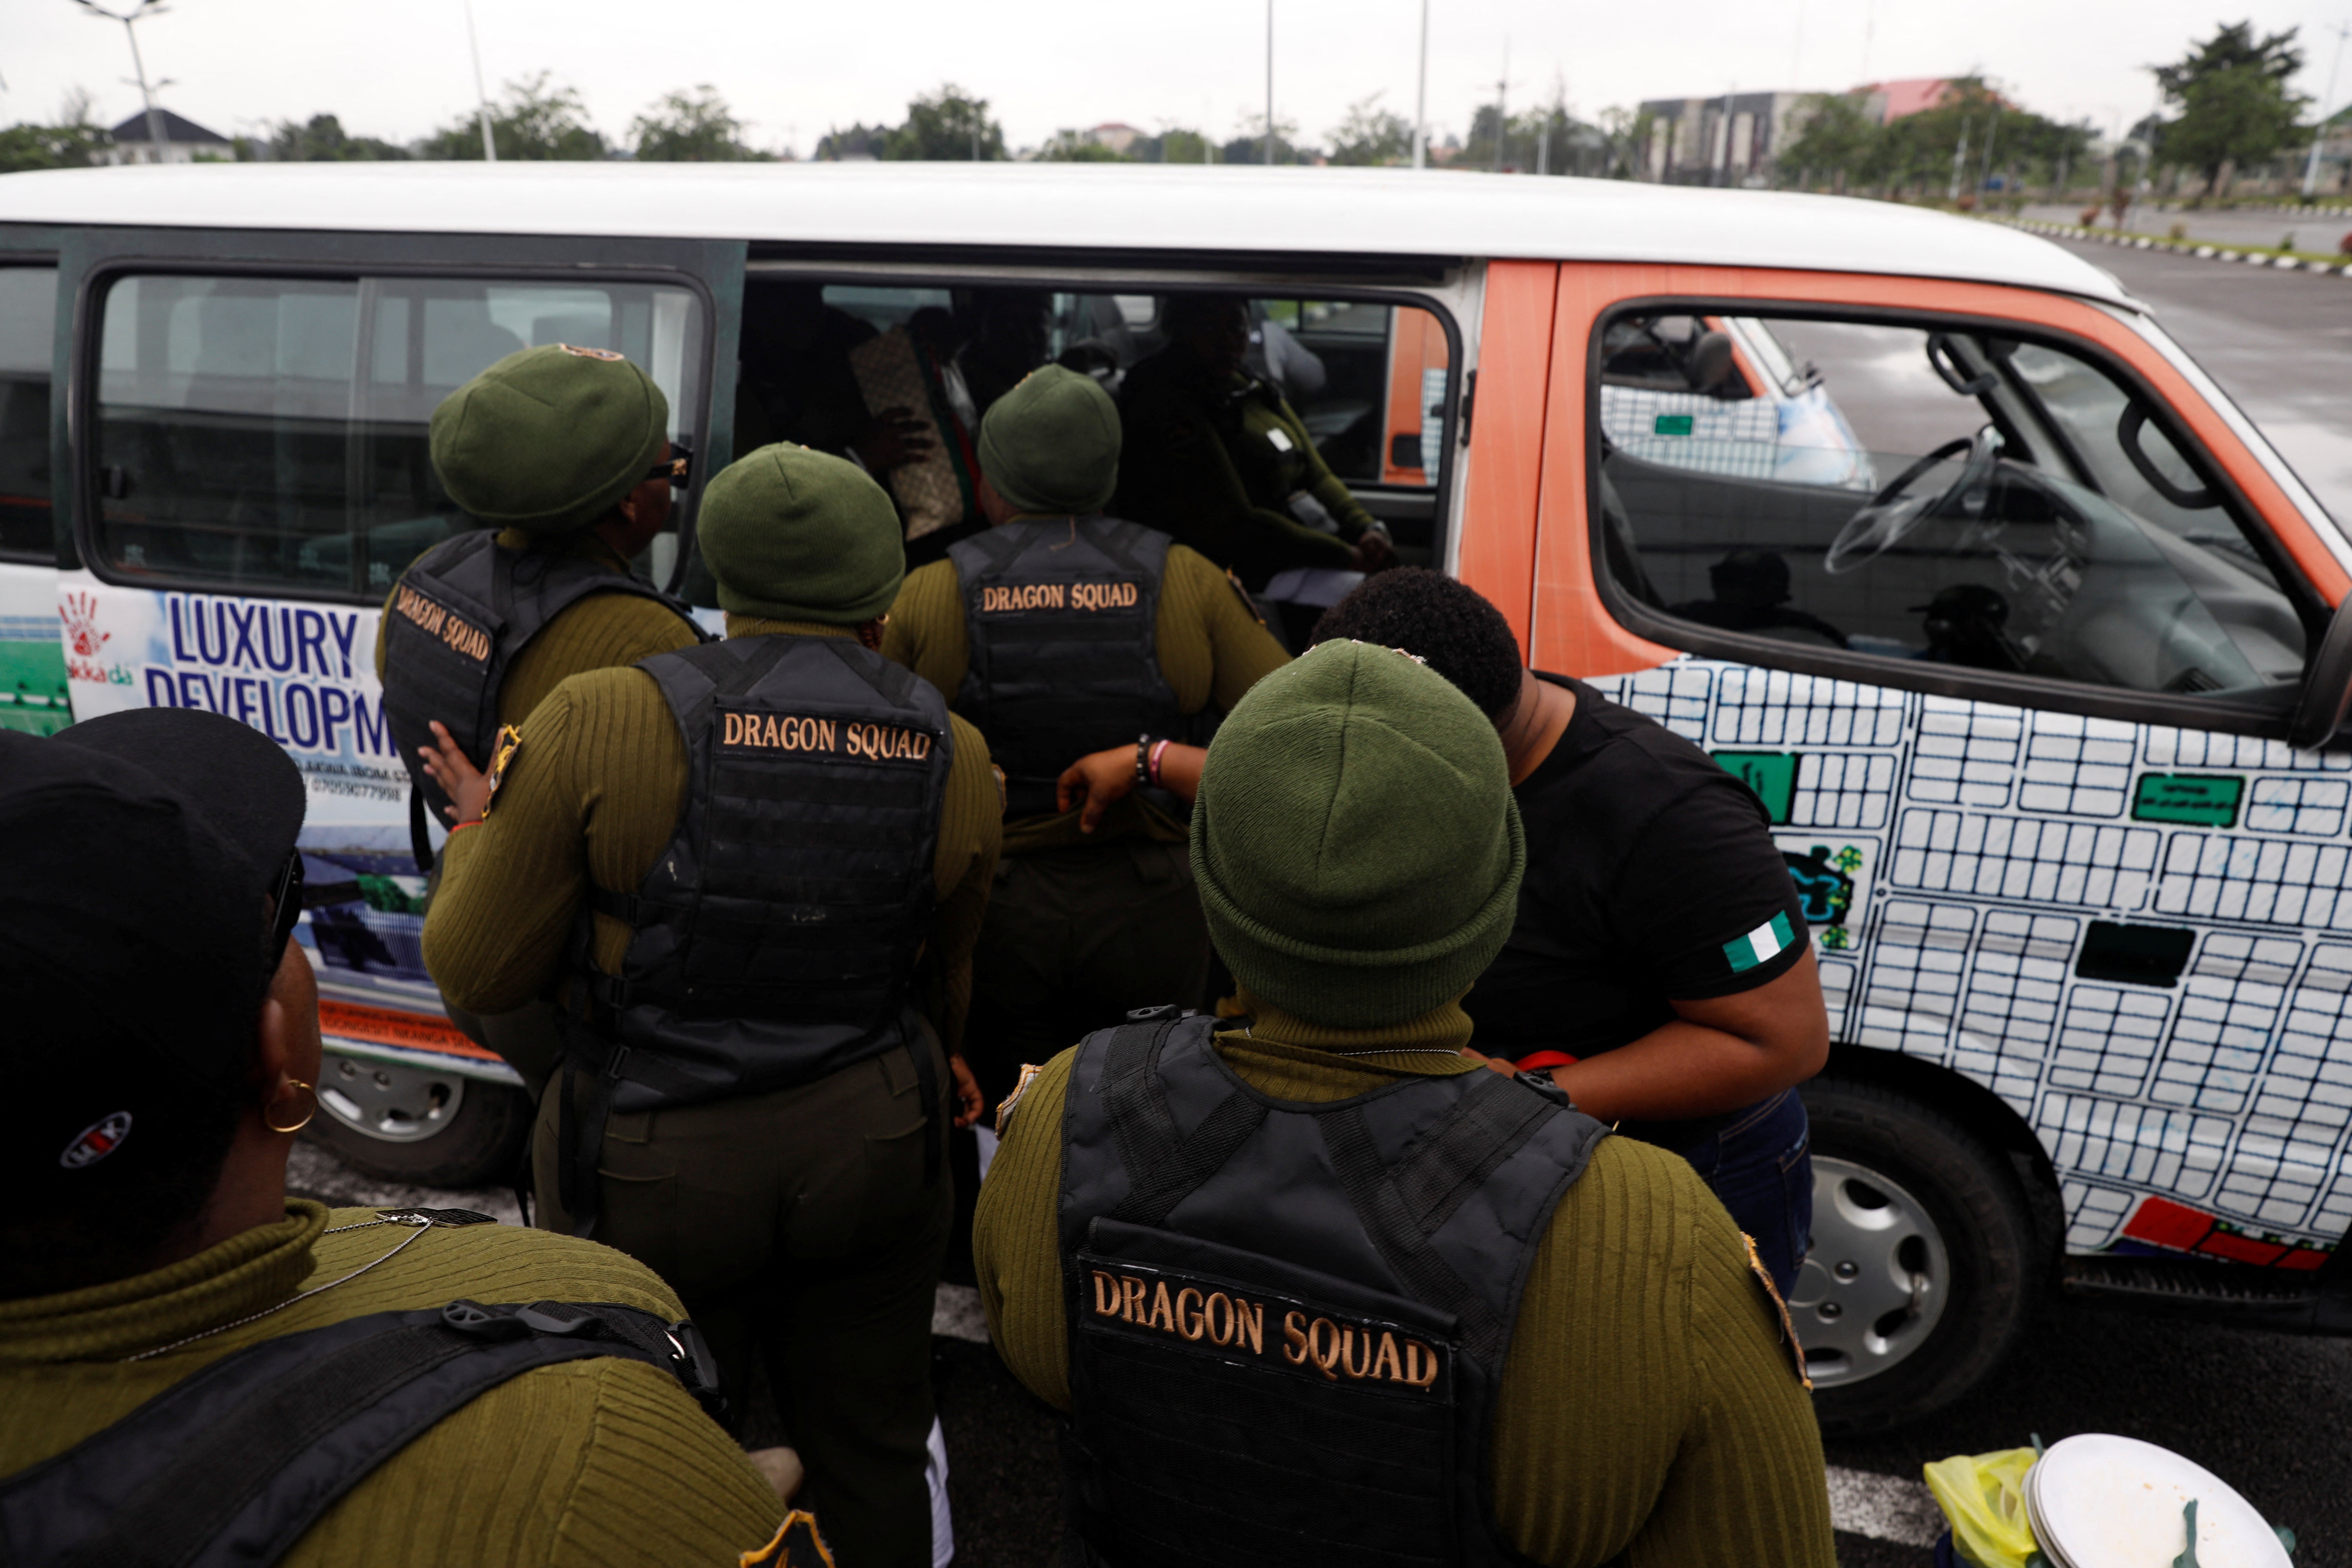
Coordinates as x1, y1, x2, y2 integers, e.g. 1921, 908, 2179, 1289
318, 1054, 467, 1143
1790, 1155, 1951, 1386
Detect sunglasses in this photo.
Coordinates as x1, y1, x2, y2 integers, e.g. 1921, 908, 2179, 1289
646, 439, 694, 490
262, 849, 305, 997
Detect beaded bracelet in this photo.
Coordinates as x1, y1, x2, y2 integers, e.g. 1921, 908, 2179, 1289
1133, 734, 1152, 788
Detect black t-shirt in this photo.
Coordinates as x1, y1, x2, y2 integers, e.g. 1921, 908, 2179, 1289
1464, 675, 1809, 1064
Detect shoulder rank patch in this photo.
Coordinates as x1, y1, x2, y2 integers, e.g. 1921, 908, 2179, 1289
1743, 1232, 1811, 1389
996, 1061, 1043, 1135
479, 724, 524, 820
1225, 568, 1266, 626
739, 1510, 836, 1568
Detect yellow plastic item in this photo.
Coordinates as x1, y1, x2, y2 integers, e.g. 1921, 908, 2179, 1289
1923, 1447, 2043, 1568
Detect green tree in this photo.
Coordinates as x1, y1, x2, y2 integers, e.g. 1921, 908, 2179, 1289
1327, 93, 1412, 166
1036, 132, 1128, 162
2155, 21, 2308, 193
1221, 113, 1307, 164
815, 122, 890, 160
421, 73, 605, 161
632, 86, 766, 161
1596, 106, 1650, 178
883, 85, 1005, 161
0, 90, 111, 174
1777, 93, 1880, 189
243, 113, 408, 162
1154, 127, 1214, 163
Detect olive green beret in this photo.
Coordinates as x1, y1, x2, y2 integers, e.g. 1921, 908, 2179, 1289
697, 443, 905, 625
428, 344, 670, 537
1190, 640, 1525, 1029
976, 365, 1121, 516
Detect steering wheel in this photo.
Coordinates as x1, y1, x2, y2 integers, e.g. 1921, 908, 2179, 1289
1825, 426, 2003, 576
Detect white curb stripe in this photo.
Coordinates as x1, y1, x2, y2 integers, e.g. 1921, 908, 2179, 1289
1827, 1464, 1945, 1547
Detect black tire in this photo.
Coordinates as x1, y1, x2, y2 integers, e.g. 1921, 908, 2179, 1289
304, 1060, 533, 1189
1798, 1074, 2042, 1435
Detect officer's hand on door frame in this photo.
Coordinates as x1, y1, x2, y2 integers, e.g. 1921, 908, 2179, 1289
948, 1054, 985, 1129
418, 721, 493, 826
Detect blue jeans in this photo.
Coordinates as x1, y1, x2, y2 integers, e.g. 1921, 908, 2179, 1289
1667, 1088, 1813, 1300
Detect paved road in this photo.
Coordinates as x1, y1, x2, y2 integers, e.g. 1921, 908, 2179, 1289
2021, 201, 2352, 259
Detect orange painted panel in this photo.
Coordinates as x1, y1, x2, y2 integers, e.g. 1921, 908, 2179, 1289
1380, 305, 1449, 485
1455, 260, 1559, 656
319, 998, 502, 1063
1527, 266, 1680, 677
1524, 263, 2350, 677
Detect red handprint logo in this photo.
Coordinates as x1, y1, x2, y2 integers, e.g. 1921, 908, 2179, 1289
61, 591, 110, 660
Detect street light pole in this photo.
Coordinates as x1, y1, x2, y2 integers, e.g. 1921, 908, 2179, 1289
69, 0, 169, 162
461, 0, 497, 162
2303, 21, 2350, 200
1412, 0, 1429, 169
1264, 0, 1276, 166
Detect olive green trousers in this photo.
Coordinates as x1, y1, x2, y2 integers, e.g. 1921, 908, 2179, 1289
534, 1039, 951, 1568
965, 836, 1212, 1109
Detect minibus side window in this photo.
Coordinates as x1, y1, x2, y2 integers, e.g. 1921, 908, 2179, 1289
1594, 312, 2307, 706
91, 274, 705, 600
0, 267, 57, 562
740, 283, 1450, 570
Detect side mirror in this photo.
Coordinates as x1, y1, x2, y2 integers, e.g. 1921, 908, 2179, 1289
2288, 595, 2352, 750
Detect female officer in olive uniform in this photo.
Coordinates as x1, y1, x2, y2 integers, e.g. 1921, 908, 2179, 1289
1113, 294, 1394, 629
420, 447, 997, 1568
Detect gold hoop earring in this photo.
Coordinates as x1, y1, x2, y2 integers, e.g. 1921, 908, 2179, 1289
265, 1079, 317, 1135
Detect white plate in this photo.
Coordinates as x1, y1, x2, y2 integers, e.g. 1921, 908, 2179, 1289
2027, 1435, 2290, 1568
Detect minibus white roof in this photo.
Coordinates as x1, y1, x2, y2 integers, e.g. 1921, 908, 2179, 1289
0, 162, 2133, 307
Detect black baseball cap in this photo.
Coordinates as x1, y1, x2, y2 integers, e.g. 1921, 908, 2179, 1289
1, 711, 304, 1188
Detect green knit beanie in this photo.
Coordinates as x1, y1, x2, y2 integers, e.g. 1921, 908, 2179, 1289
976, 366, 1121, 515
429, 344, 670, 536
697, 443, 905, 624
1190, 640, 1526, 1029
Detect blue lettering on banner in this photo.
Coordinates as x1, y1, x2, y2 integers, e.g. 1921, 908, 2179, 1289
147, 594, 387, 759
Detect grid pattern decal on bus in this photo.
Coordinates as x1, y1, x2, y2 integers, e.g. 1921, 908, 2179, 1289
1589, 656, 2352, 1259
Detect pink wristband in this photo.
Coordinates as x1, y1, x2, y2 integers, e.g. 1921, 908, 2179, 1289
1148, 739, 1171, 786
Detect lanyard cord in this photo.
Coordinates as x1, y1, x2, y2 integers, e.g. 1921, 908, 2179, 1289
124, 1214, 438, 1363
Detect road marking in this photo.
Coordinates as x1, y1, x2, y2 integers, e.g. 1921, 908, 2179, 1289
1827, 1465, 1945, 1547
934, 1282, 990, 1343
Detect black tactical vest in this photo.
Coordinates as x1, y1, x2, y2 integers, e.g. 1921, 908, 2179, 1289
1056, 1011, 1608, 1568
380, 529, 702, 821
946, 517, 1190, 819
572, 634, 953, 1115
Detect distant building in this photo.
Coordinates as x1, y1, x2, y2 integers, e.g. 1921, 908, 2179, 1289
1638, 78, 1994, 186
1082, 122, 1145, 156
1637, 92, 1809, 187
105, 108, 233, 166
1854, 78, 1960, 123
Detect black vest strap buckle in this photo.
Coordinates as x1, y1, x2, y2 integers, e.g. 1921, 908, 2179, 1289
440, 1299, 725, 1417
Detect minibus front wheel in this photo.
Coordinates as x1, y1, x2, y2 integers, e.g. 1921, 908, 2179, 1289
1796, 1074, 2044, 1434
305, 1051, 532, 1189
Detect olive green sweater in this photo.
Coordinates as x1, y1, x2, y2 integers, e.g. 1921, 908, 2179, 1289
973, 999, 1836, 1568
884, 534, 1289, 854
0, 1202, 784, 1566
1114, 351, 1380, 589
422, 620, 1001, 1051
374, 529, 705, 726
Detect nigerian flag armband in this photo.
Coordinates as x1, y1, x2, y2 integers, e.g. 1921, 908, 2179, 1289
1723, 911, 1796, 975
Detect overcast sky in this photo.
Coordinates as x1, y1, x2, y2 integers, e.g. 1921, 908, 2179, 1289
7, 0, 2349, 156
